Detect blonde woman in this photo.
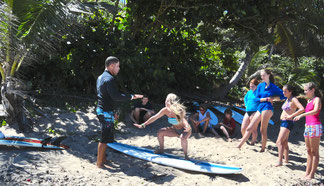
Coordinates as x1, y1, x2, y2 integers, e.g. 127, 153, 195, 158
134, 93, 192, 159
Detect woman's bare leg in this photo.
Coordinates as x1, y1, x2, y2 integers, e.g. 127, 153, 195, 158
260, 110, 273, 152
156, 127, 179, 153
275, 127, 290, 166
237, 112, 261, 148
180, 130, 192, 159
240, 113, 250, 139
305, 137, 321, 180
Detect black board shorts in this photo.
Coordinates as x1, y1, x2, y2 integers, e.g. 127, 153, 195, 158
96, 108, 115, 143
246, 111, 256, 116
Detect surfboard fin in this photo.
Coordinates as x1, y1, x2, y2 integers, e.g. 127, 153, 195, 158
51, 136, 67, 146
41, 137, 52, 147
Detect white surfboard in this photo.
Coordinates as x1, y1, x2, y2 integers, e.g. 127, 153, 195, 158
108, 142, 242, 174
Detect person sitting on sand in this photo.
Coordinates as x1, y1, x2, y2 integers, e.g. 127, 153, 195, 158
213, 108, 236, 141
134, 93, 192, 159
294, 82, 322, 180
275, 84, 304, 167
130, 95, 154, 123
190, 104, 220, 137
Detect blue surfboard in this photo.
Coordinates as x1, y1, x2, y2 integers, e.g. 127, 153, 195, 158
213, 105, 244, 125
0, 136, 68, 150
234, 106, 274, 125
108, 142, 242, 174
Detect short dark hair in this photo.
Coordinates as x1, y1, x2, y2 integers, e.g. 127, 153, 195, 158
200, 104, 208, 111
105, 56, 119, 67
142, 95, 149, 99
224, 108, 232, 116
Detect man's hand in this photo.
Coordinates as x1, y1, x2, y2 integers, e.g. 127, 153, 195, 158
193, 120, 199, 126
132, 94, 143, 100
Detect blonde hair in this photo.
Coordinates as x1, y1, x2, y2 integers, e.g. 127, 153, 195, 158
166, 93, 186, 123
166, 93, 180, 105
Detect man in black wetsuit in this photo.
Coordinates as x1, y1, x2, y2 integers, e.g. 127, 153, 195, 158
96, 56, 143, 168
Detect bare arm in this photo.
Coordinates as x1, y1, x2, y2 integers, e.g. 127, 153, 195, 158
134, 107, 168, 128
141, 108, 155, 113
130, 110, 136, 123
198, 112, 211, 124
286, 98, 304, 119
294, 97, 321, 121
189, 113, 198, 122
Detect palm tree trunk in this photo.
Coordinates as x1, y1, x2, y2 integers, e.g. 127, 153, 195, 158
1, 82, 28, 131
217, 48, 254, 99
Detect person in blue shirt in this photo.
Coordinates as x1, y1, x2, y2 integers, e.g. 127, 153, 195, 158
237, 69, 285, 152
240, 78, 260, 145
96, 56, 143, 168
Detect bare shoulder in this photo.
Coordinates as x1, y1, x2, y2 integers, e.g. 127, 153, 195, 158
160, 107, 170, 114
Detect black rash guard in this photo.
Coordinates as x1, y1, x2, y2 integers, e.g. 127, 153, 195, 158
96, 70, 132, 111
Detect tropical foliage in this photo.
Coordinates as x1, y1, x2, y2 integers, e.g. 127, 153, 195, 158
0, 0, 323, 129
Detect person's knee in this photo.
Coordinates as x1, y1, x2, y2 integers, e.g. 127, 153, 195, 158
246, 126, 254, 132
146, 112, 152, 117
135, 108, 140, 113
260, 127, 267, 134
306, 148, 313, 155
276, 140, 282, 146
157, 129, 165, 137
310, 149, 319, 157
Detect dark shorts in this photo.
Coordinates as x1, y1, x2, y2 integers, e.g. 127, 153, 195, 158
246, 111, 256, 117
213, 125, 226, 136
213, 124, 233, 136
138, 110, 148, 123
96, 108, 115, 143
257, 102, 273, 113
280, 120, 294, 131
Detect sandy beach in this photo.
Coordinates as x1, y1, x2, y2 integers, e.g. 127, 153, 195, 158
0, 104, 323, 186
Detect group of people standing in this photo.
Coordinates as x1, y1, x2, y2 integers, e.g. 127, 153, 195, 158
96, 56, 322, 181
237, 69, 322, 180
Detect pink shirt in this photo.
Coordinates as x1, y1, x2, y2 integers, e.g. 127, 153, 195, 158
305, 97, 321, 125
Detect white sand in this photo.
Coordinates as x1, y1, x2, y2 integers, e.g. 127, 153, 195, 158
0, 106, 323, 185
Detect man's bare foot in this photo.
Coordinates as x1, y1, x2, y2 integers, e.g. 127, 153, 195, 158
97, 163, 105, 169
227, 138, 232, 142
154, 149, 164, 154
259, 148, 265, 152
275, 162, 283, 167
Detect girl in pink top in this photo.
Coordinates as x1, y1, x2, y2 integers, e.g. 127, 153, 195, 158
294, 82, 322, 180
